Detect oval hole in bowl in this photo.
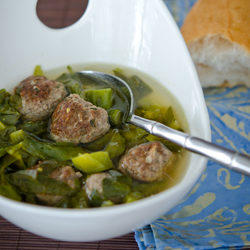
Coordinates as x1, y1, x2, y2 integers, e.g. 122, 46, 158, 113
36, 0, 88, 29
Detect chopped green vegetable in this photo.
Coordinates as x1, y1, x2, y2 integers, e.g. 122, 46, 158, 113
88, 189, 106, 207
24, 155, 40, 169
113, 68, 128, 82
22, 133, 85, 161
105, 130, 125, 159
8, 94, 22, 110
123, 191, 144, 203
5, 142, 27, 169
101, 200, 114, 207
113, 68, 152, 101
0, 148, 6, 158
146, 134, 181, 153
119, 124, 137, 141
129, 75, 152, 98
56, 73, 84, 95
0, 103, 21, 125
132, 180, 168, 196
17, 169, 38, 179
108, 169, 133, 187
8, 171, 75, 196
84, 88, 113, 110
33, 65, 44, 76
0, 154, 22, 201
0, 174, 22, 201
72, 151, 114, 174
125, 138, 147, 150
18, 120, 48, 136
135, 103, 183, 152
81, 129, 117, 151
102, 176, 131, 198
0, 90, 6, 105
0, 121, 6, 130
67, 66, 74, 75
62, 189, 89, 208
119, 124, 148, 149
165, 106, 181, 130
0, 122, 16, 147
135, 105, 165, 124
108, 109, 123, 126
5, 160, 79, 198
10, 130, 24, 144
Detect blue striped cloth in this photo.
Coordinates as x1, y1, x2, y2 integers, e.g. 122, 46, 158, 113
135, 1, 250, 249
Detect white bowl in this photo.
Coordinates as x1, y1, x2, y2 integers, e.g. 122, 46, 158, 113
0, 0, 210, 241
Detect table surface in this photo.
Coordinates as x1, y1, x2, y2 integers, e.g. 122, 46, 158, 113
0, 0, 139, 249
0, 216, 138, 250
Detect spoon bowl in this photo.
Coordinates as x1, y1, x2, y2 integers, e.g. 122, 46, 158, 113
78, 70, 250, 177
77, 70, 135, 122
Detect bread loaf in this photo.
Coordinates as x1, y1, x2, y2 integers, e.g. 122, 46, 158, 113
181, 0, 250, 87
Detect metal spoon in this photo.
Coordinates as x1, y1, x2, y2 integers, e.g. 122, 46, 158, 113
77, 70, 250, 176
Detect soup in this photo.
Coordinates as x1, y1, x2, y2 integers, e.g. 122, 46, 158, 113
0, 64, 190, 208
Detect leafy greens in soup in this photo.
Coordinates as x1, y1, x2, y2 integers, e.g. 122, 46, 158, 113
0, 65, 187, 208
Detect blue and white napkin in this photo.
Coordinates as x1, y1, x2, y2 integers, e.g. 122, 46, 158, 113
135, 1, 250, 249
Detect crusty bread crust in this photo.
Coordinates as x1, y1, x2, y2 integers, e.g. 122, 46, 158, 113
181, 0, 250, 53
181, 0, 250, 87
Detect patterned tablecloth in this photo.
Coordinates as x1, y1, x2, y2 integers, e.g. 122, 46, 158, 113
135, 1, 250, 249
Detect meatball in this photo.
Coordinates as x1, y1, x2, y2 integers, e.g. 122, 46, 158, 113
34, 162, 82, 206
49, 165, 82, 189
85, 173, 111, 198
118, 141, 176, 182
50, 94, 110, 144
15, 75, 67, 121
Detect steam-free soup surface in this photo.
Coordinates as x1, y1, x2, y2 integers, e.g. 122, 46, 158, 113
0, 64, 189, 208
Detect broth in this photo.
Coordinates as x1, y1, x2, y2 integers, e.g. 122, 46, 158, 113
0, 63, 190, 207
45, 63, 190, 190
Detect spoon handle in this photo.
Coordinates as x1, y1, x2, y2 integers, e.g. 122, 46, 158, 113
129, 115, 250, 176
